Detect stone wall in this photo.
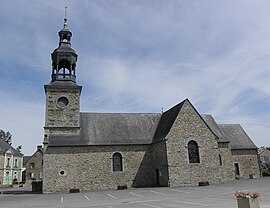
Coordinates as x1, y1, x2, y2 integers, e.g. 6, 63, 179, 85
218, 142, 234, 182
259, 148, 270, 163
166, 101, 222, 186
0, 155, 4, 184
43, 144, 153, 193
26, 149, 43, 181
44, 85, 81, 136
151, 140, 169, 186
232, 149, 260, 179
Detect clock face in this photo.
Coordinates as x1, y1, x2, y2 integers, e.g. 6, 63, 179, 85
57, 96, 69, 107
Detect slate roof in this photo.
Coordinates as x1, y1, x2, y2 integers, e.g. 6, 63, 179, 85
153, 100, 185, 142
23, 156, 31, 166
49, 112, 161, 146
201, 114, 229, 142
0, 139, 23, 156
48, 99, 257, 150
218, 124, 257, 149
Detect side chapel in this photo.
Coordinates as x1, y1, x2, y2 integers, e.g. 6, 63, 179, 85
43, 18, 260, 193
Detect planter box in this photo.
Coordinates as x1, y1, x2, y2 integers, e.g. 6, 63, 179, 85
237, 198, 260, 208
69, 188, 80, 193
117, 183, 128, 190
198, 181, 209, 186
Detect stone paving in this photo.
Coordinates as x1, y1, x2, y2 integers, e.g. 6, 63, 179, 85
1, 177, 270, 208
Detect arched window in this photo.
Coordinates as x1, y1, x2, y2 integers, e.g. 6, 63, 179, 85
13, 172, 17, 179
6, 158, 10, 167
112, 152, 123, 172
188, 140, 200, 163
58, 59, 71, 79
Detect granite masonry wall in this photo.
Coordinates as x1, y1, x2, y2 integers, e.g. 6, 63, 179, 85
166, 101, 222, 186
44, 86, 81, 136
151, 140, 169, 186
232, 149, 260, 179
25, 149, 43, 182
43, 144, 154, 193
0, 155, 4, 184
218, 142, 234, 182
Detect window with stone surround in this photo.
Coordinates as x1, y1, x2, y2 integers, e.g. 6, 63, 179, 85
14, 159, 18, 168
112, 152, 123, 172
6, 158, 10, 167
188, 140, 200, 163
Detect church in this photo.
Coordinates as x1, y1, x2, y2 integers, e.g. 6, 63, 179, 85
42, 18, 260, 193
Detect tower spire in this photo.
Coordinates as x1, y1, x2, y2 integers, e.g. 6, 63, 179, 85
50, 12, 78, 83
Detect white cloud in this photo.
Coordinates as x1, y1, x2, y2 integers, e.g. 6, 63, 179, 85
0, 92, 44, 155
1, 0, 270, 154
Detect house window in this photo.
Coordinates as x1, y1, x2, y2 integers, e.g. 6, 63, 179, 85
14, 159, 18, 167
30, 162, 35, 169
112, 152, 123, 172
29, 172, 34, 179
219, 154, 222, 166
188, 140, 200, 163
6, 158, 10, 167
13, 172, 17, 179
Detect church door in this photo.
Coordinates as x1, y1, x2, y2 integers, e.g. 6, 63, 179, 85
155, 169, 160, 186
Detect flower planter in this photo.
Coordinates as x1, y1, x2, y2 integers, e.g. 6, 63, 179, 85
237, 198, 260, 208
69, 188, 80, 193
198, 181, 209, 186
117, 183, 128, 190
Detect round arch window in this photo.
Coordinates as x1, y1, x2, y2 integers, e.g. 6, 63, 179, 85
57, 97, 69, 107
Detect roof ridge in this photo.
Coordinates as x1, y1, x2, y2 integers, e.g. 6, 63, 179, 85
80, 112, 161, 115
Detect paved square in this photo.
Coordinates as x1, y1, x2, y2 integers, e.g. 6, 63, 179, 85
1, 177, 270, 208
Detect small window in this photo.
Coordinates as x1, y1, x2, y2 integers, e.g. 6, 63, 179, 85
57, 97, 69, 107
30, 163, 35, 169
188, 140, 200, 163
112, 152, 123, 172
59, 170, 65, 176
219, 154, 222, 166
28, 172, 34, 179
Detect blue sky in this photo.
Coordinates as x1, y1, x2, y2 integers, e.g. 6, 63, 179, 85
0, 0, 270, 155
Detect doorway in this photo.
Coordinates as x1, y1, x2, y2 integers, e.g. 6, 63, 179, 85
155, 169, 160, 186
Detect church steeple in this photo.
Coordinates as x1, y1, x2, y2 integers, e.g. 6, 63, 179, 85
51, 8, 78, 83
44, 11, 82, 138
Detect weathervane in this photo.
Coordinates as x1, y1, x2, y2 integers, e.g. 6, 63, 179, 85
63, 6, 68, 28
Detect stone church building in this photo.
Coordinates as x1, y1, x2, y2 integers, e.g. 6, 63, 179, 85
43, 19, 260, 193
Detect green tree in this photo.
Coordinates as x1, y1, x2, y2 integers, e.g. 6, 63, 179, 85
0, 129, 12, 145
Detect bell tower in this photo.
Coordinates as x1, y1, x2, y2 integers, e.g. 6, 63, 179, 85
44, 12, 82, 138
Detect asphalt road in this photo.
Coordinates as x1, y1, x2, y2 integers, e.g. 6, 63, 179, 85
1, 177, 270, 208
